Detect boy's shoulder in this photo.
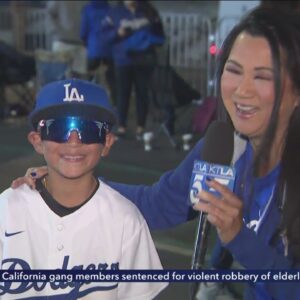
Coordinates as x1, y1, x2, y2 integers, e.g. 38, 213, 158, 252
0, 185, 37, 225
0, 185, 36, 209
96, 180, 146, 223
97, 180, 140, 210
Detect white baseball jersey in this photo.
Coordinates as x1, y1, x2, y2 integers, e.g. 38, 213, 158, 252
0, 181, 168, 299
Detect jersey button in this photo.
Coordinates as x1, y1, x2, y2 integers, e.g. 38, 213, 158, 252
57, 224, 64, 231
57, 244, 64, 251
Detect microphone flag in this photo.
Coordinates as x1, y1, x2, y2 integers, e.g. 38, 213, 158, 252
189, 160, 236, 205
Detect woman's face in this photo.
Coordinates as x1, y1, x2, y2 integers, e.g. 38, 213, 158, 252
221, 32, 298, 147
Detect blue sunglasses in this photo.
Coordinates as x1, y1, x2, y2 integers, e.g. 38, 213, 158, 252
38, 117, 109, 144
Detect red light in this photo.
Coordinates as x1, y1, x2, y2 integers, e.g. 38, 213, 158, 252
209, 44, 218, 55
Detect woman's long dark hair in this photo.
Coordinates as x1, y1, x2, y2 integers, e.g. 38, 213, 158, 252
120, 0, 164, 36
216, 7, 300, 262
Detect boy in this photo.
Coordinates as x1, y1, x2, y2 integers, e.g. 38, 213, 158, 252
0, 79, 167, 299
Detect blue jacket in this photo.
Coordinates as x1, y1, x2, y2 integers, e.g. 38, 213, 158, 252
108, 134, 300, 300
100, 3, 164, 66
80, 0, 112, 59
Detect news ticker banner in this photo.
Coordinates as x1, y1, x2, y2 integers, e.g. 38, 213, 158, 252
1, 270, 300, 283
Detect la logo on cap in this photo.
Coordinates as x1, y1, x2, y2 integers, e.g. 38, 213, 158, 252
63, 83, 84, 102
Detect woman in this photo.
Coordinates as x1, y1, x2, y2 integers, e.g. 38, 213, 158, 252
195, 5, 300, 298
100, 0, 165, 139
12, 7, 300, 299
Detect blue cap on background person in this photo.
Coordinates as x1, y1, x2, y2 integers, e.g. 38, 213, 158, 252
29, 79, 116, 127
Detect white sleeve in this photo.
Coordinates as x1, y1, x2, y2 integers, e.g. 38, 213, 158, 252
118, 214, 168, 300
0, 189, 10, 268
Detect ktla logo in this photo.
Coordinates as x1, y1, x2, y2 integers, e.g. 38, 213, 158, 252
63, 83, 84, 102
189, 174, 231, 205
190, 174, 204, 205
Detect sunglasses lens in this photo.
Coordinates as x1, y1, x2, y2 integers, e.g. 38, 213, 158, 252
38, 117, 107, 144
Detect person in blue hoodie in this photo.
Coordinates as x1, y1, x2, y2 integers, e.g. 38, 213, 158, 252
11, 6, 300, 300
80, 0, 116, 104
100, 0, 165, 139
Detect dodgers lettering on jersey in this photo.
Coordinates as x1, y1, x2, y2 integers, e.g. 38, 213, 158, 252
189, 160, 236, 205
0, 256, 119, 298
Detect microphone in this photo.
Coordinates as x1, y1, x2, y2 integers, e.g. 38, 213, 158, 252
190, 121, 235, 206
189, 121, 234, 299
201, 121, 234, 165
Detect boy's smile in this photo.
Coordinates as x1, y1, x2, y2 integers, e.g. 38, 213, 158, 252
61, 155, 85, 163
28, 130, 115, 182
41, 131, 104, 180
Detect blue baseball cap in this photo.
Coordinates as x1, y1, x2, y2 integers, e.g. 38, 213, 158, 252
29, 79, 116, 127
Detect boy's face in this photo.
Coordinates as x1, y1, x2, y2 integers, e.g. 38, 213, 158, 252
28, 118, 115, 180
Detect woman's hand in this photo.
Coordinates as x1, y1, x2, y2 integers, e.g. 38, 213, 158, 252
193, 179, 244, 244
11, 166, 48, 190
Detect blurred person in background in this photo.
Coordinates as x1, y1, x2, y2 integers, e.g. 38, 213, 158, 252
80, 0, 116, 105
101, 0, 165, 140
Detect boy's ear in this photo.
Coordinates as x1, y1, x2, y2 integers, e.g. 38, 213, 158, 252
101, 133, 115, 157
27, 131, 44, 155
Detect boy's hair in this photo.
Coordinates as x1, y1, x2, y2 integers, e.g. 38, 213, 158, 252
29, 79, 116, 128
